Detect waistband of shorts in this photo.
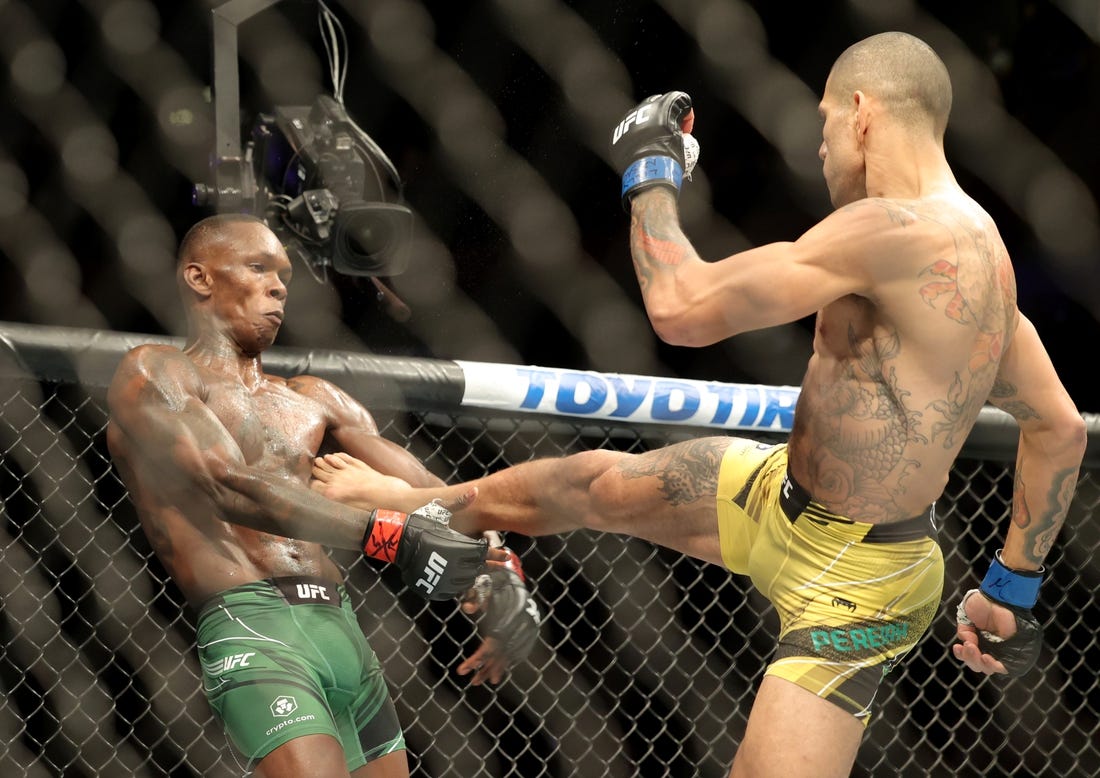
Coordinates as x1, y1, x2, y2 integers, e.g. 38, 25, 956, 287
780, 468, 937, 544
195, 575, 347, 621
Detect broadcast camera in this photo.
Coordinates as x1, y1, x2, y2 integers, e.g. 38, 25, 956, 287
192, 0, 412, 284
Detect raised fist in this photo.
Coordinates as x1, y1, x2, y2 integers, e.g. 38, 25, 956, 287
610, 91, 697, 207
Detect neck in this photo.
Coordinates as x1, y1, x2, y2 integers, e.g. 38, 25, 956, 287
184, 323, 266, 386
864, 134, 955, 200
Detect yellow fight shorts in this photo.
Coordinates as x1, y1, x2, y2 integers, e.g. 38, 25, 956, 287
716, 440, 944, 723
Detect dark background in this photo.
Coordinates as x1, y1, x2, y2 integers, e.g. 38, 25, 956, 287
1, 0, 1098, 410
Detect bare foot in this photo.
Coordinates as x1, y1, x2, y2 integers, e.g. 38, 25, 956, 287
311, 452, 411, 506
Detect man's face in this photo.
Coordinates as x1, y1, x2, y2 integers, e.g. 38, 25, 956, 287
203, 222, 293, 353
817, 77, 867, 208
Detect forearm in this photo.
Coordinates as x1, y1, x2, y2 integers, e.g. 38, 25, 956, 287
217, 467, 374, 550
1001, 428, 1085, 570
628, 189, 701, 340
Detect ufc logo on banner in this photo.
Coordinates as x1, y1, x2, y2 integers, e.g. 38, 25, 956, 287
613, 106, 652, 144
295, 583, 331, 600
415, 552, 448, 595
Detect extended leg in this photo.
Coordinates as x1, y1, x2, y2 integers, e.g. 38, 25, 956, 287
461, 436, 735, 565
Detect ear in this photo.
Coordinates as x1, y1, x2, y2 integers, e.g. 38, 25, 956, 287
182, 262, 213, 299
852, 90, 871, 144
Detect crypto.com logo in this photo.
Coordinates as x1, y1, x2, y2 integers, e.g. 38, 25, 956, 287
270, 696, 298, 717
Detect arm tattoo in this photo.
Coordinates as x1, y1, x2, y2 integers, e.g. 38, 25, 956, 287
630, 195, 690, 292
1013, 465, 1079, 565
617, 437, 728, 506
989, 378, 1041, 421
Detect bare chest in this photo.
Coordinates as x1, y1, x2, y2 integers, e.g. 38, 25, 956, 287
205, 382, 327, 475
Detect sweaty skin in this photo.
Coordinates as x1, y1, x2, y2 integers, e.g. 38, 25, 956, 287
310, 32, 1086, 778
106, 215, 509, 759
106, 219, 451, 606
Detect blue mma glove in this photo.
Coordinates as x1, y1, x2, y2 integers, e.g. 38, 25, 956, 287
956, 550, 1044, 677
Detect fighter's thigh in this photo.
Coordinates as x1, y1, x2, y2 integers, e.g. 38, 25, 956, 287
351, 751, 410, 778
588, 436, 734, 565
211, 673, 341, 764
254, 734, 351, 778
729, 675, 863, 778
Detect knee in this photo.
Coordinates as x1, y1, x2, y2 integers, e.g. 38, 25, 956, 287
569, 450, 633, 534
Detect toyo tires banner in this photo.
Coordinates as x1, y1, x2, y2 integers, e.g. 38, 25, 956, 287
456, 361, 800, 432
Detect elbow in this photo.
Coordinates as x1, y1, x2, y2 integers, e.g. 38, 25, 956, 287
1027, 406, 1088, 468
188, 455, 256, 514
647, 306, 717, 348
1064, 412, 1088, 464
1050, 400, 1088, 463
650, 318, 690, 347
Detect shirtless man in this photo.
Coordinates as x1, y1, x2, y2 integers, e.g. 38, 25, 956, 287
106, 213, 538, 777
309, 33, 1087, 777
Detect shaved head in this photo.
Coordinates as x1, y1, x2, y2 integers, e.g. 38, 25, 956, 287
178, 213, 267, 266
828, 32, 952, 138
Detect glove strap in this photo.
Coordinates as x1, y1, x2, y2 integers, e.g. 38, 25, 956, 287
621, 156, 684, 202
362, 508, 407, 564
501, 547, 526, 583
980, 549, 1043, 609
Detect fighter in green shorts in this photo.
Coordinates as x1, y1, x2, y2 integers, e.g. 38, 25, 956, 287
107, 215, 541, 777
715, 440, 944, 722
195, 576, 404, 772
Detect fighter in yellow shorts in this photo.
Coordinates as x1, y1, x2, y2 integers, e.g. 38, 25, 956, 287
308, 30, 1084, 778
715, 439, 943, 722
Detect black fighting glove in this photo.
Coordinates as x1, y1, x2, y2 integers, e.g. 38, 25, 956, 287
956, 550, 1044, 677
363, 501, 488, 601
610, 91, 698, 209
472, 547, 541, 666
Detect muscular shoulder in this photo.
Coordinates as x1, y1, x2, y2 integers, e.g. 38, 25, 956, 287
112, 345, 200, 394
284, 373, 338, 401
833, 197, 949, 251
108, 344, 205, 421
284, 374, 379, 432
816, 197, 972, 282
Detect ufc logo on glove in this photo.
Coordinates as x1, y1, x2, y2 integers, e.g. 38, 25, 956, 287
613, 106, 653, 143
415, 552, 449, 595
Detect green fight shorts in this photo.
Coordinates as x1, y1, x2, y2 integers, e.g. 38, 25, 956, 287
716, 440, 944, 723
195, 576, 405, 771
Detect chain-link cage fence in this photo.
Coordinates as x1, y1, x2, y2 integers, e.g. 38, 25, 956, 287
1, 325, 1099, 778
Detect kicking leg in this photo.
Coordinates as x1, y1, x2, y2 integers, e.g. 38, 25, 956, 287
313, 437, 740, 563
445, 436, 735, 565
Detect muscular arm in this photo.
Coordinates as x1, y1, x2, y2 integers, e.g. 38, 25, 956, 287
627, 189, 883, 346
292, 375, 446, 488
107, 346, 377, 549
986, 314, 1086, 570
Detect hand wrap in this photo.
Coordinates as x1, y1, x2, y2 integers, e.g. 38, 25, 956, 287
363, 501, 488, 601
473, 548, 541, 666
957, 550, 1045, 677
610, 91, 698, 208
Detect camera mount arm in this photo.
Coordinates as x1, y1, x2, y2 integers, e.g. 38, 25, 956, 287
194, 0, 284, 211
